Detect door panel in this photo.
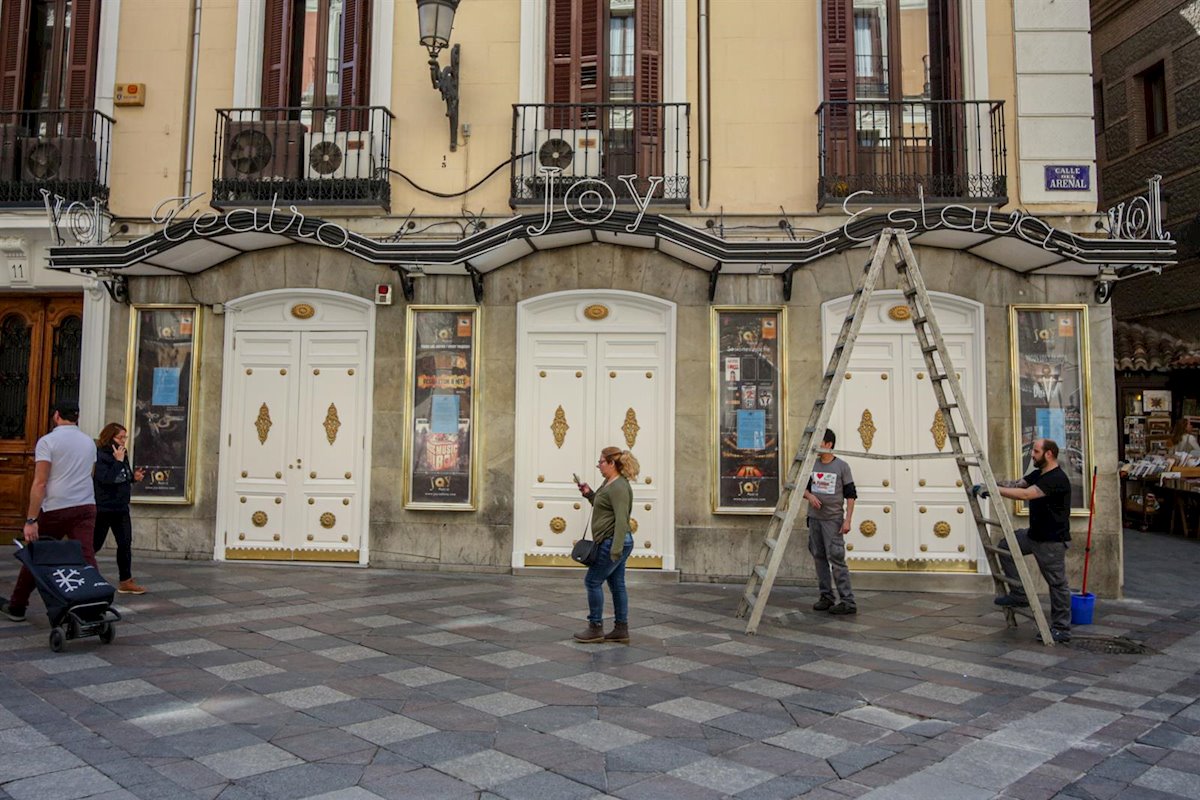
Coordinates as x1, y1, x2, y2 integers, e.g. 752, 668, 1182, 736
844, 501, 896, 559
913, 501, 972, 558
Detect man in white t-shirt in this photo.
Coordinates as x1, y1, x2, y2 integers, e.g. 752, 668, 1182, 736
2, 404, 98, 623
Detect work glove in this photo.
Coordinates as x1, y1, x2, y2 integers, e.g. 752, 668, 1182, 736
969, 483, 991, 499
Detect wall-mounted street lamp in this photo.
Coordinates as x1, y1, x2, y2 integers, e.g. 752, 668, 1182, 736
416, 0, 461, 152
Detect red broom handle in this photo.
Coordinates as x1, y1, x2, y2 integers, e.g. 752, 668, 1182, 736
1081, 465, 1099, 595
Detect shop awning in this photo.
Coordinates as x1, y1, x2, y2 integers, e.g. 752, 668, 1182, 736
1114, 320, 1200, 372
47, 207, 1176, 281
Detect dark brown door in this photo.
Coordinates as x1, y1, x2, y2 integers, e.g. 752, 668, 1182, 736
0, 294, 82, 534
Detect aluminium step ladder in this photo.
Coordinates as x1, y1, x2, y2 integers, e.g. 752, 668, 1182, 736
736, 229, 1055, 645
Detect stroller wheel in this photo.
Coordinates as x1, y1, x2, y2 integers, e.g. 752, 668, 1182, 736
99, 623, 116, 644
49, 627, 66, 653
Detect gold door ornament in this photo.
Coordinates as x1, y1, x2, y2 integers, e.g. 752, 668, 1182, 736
323, 403, 341, 445
551, 405, 569, 448
859, 520, 877, 537
255, 403, 272, 444
933, 521, 952, 538
291, 303, 316, 319
622, 408, 640, 449
584, 304, 610, 320
251, 511, 268, 527
549, 517, 567, 533
320, 512, 337, 529
630, 518, 639, 533
857, 409, 877, 452
931, 409, 948, 451
888, 305, 911, 321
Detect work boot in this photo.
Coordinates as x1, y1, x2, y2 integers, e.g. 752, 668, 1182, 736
118, 579, 147, 595
812, 597, 834, 611
829, 602, 857, 615
0, 601, 26, 622
604, 622, 630, 644
573, 623, 605, 643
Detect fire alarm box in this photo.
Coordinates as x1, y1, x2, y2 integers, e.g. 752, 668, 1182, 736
375, 284, 392, 305
114, 83, 146, 106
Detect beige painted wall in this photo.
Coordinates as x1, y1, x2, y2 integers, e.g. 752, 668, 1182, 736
102, 0, 1095, 218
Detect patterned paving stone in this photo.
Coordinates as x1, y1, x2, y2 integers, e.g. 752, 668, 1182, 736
436, 748, 543, 788
268, 685, 355, 709
342, 713, 437, 745
75, 679, 164, 703
557, 671, 633, 693
152, 638, 226, 654
553, 720, 650, 752
475, 650, 547, 669
647, 698, 737, 723
459, 691, 546, 717
668, 755, 774, 795
204, 659, 284, 681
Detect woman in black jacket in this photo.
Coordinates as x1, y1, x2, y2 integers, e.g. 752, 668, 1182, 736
94, 423, 147, 594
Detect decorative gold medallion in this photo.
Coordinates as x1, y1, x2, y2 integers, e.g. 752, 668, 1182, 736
549, 517, 567, 533
583, 304, 609, 320
291, 303, 316, 319
255, 403, 272, 444
931, 409, 948, 451
859, 520, 877, 537
551, 405, 569, 449
630, 518, 639, 533
251, 511, 268, 528
888, 305, 912, 321
320, 512, 336, 529
857, 409, 877, 452
622, 408, 640, 449
934, 521, 952, 538
323, 403, 341, 445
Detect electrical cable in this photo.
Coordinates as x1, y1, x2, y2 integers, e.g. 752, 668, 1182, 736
389, 152, 532, 199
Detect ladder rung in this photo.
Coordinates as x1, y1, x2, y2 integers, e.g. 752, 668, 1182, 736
763, 537, 778, 551
993, 575, 1024, 587
753, 565, 768, 580
784, 482, 797, 491
957, 458, 980, 467
912, 316, 928, 326
1008, 607, 1035, 620
978, 518, 1004, 527
931, 373, 948, 382
743, 589, 757, 606
921, 345, 939, 354
982, 544, 1007, 555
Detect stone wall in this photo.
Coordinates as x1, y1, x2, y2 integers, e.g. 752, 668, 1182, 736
106, 240, 1123, 596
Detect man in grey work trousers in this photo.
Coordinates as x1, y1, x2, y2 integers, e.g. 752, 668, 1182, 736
804, 429, 858, 615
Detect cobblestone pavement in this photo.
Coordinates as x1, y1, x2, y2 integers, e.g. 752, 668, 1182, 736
2, 531, 1200, 800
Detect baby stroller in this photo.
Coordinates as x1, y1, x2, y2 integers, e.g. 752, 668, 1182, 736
13, 538, 121, 652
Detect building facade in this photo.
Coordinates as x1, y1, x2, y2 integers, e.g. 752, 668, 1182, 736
4, 0, 1175, 598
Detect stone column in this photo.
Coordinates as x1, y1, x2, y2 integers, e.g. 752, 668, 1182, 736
79, 278, 112, 436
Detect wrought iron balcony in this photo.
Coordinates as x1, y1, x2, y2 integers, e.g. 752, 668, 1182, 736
817, 99, 1007, 207
511, 103, 690, 207
0, 109, 113, 207
212, 106, 394, 209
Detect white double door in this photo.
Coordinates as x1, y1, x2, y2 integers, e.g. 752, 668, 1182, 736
514, 296, 674, 569
222, 329, 368, 560
824, 293, 985, 570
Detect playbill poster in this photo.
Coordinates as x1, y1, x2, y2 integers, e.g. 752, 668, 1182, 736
404, 307, 479, 509
712, 308, 786, 513
1009, 305, 1093, 513
127, 305, 200, 503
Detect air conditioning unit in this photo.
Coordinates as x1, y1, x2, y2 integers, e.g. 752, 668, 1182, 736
221, 120, 304, 181
19, 136, 97, 184
534, 129, 603, 178
0, 124, 27, 181
304, 131, 378, 180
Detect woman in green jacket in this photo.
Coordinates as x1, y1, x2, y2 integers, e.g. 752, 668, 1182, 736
574, 446, 639, 644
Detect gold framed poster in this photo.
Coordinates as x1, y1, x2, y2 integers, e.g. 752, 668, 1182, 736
711, 307, 787, 514
125, 304, 202, 504
1008, 304, 1093, 515
403, 306, 480, 510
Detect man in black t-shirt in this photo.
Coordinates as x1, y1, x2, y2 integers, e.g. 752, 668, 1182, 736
975, 438, 1073, 643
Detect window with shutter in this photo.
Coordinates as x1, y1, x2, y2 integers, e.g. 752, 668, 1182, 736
0, 0, 100, 118
0, 0, 30, 113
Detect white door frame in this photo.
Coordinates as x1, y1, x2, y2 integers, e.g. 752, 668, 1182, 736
514, 289, 677, 570
821, 290, 988, 569
214, 288, 377, 564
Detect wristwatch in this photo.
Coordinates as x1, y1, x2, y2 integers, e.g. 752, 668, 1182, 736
24, 517, 38, 525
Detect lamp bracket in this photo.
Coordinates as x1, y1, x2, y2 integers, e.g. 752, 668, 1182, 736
429, 44, 461, 152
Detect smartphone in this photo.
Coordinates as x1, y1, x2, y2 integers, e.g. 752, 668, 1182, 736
572, 473, 581, 485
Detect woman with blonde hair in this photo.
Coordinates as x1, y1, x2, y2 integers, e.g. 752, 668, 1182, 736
574, 446, 639, 644
93, 423, 146, 594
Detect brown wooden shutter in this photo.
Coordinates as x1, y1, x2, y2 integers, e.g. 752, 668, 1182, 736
822, 0, 855, 185
546, 0, 604, 128
262, 0, 295, 112
928, 0, 963, 192
338, 0, 371, 130
0, 0, 30, 114
634, 0, 662, 181
63, 0, 101, 135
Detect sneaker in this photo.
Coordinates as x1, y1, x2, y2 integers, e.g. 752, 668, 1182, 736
993, 594, 1029, 608
117, 579, 147, 595
812, 597, 834, 612
1, 601, 26, 622
1037, 629, 1071, 645
829, 602, 857, 615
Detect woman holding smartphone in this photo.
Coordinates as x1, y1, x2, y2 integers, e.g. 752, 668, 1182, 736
574, 446, 639, 644
93, 423, 147, 594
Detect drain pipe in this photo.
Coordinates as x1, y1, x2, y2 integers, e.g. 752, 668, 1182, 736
698, 0, 711, 209
182, 0, 203, 198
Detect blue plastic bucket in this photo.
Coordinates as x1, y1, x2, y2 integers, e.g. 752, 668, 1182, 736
1071, 592, 1095, 626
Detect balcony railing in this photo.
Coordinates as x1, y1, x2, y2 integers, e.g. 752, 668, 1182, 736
212, 106, 393, 209
817, 99, 1007, 206
0, 109, 113, 207
511, 102, 690, 206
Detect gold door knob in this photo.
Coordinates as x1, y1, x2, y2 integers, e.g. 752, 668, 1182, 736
539, 371, 546, 378
920, 544, 928, 552
847, 544, 854, 551
576, 371, 582, 378
239, 497, 247, 504
341, 534, 348, 542
342, 498, 350, 505
610, 371, 617, 378
882, 479, 889, 487
958, 544, 966, 552
238, 533, 246, 540
274, 497, 282, 504
307, 534, 314, 541
881, 374, 888, 380
883, 544, 891, 552
275, 471, 282, 479
280, 368, 287, 375
644, 504, 651, 511
957, 507, 964, 514
273, 534, 281, 541
917, 372, 925, 380
313, 368, 320, 375
884, 506, 891, 513
345, 472, 351, 479
955, 480, 963, 487
536, 538, 543, 546
537, 475, 544, 483
919, 506, 927, 513
245, 368, 253, 375
845, 373, 852, 379
919, 479, 926, 487
308, 498, 315, 505
348, 369, 355, 376
645, 372, 652, 379
536, 502, 544, 509
310, 471, 317, 478
574, 503, 581, 510
645, 477, 652, 485
241, 470, 248, 478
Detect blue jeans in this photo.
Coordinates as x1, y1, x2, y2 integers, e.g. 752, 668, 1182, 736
585, 534, 634, 625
